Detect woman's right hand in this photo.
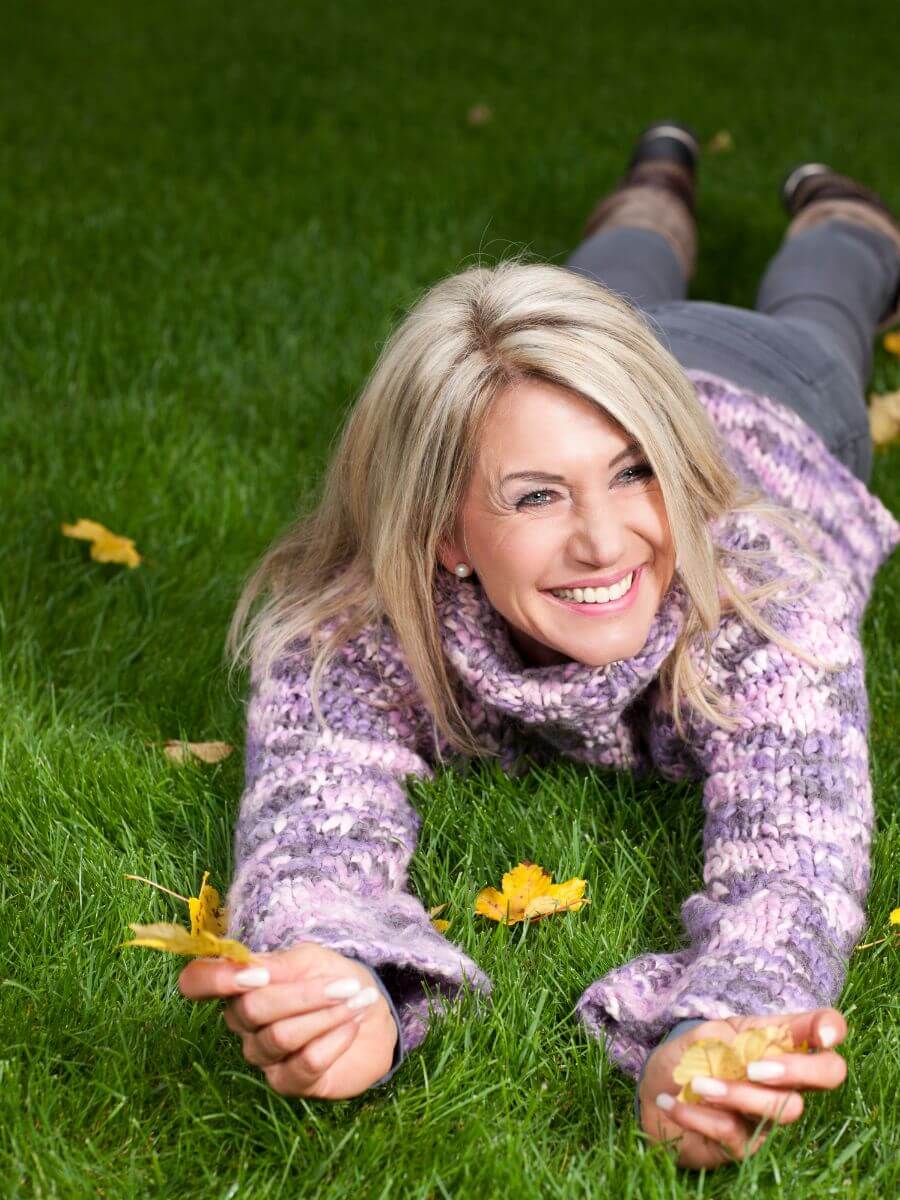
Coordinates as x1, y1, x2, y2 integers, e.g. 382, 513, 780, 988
178, 942, 399, 1099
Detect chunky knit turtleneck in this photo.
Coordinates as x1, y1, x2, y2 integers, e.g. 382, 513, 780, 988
226, 369, 900, 1089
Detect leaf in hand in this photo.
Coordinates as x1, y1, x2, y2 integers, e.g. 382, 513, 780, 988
474, 861, 590, 925
119, 869, 252, 962
672, 1024, 810, 1103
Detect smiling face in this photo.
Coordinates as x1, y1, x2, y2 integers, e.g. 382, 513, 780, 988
438, 376, 677, 667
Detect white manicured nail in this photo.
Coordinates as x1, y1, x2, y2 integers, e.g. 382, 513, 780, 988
655, 1092, 676, 1110
324, 977, 363, 998
747, 1059, 785, 1081
691, 1075, 728, 1097
233, 967, 270, 987
345, 986, 378, 1009
819, 1024, 838, 1047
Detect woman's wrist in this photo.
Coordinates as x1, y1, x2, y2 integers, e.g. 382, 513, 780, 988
634, 1017, 706, 1121
342, 955, 405, 1086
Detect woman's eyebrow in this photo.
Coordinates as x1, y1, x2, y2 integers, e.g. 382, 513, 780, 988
500, 440, 642, 485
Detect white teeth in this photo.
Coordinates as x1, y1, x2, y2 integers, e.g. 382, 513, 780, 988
550, 572, 634, 603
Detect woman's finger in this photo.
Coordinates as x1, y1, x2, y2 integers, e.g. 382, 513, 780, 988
742, 1007, 847, 1053
225, 979, 377, 1035
687, 1075, 804, 1123
263, 1020, 362, 1095
242, 1004, 367, 1068
744, 1048, 848, 1091
178, 956, 272, 1000
654, 1097, 766, 1164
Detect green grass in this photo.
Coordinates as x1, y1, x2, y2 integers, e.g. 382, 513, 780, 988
2, 0, 899, 1195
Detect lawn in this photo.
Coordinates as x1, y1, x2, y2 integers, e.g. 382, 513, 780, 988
1, 1, 898, 1196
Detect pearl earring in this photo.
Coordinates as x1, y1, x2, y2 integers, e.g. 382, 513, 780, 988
454, 562, 472, 578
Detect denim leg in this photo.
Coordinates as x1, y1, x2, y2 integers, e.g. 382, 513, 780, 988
564, 227, 688, 308
755, 218, 900, 392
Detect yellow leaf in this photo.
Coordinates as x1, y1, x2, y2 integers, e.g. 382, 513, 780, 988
474, 860, 590, 925
121, 869, 251, 962
706, 130, 733, 154
162, 740, 233, 764
188, 870, 228, 936
61, 518, 141, 568
672, 1024, 808, 1103
890, 907, 900, 926
119, 921, 253, 963
883, 331, 900, 356
868, 390, 900, 446
428, 903, 448, 918
431, 919, 451, 933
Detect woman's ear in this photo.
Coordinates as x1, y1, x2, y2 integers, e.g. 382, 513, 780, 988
437, 538, 464, 574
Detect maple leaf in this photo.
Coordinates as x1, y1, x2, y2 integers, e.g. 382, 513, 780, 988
161, 740, 233, 764
474, 861, 590, 925
428, 902, 451, 932
60, 518, 141, 568
672, 1024, 809, 1103
119, 870, 252, 962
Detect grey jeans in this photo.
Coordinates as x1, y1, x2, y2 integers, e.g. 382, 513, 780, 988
564, 218, 900, 485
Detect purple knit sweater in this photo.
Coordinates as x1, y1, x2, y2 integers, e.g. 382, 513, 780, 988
226, 369, 900, 1085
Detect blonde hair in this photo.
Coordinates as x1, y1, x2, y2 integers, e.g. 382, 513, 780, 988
224, 252, 842, 757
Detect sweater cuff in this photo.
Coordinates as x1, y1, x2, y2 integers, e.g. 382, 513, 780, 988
344, 956, 405, 1087
633, 1017, 706, 1122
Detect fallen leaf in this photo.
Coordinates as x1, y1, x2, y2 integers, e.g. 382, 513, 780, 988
474, 861, 590, 925
891, 908, 900, 925
883, 331, 900, 356
431, 919, 451, 933
467, 104, 492, 126
60, 518, 141, 568
868, 390, 900, 446
672, 1024, 809, 1103
706, 130, 733, 154
162, 740, 233, 764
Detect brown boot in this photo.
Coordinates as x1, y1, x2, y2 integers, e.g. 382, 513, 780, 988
781, 164, 900, 333
581, 122, 700, 281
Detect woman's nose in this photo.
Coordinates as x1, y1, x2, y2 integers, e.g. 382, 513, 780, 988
567, 509, 627, 563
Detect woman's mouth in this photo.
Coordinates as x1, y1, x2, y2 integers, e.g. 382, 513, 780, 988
542, 566, 643, 616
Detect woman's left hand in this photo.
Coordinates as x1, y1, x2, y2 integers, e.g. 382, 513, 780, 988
637, 1008, 848, 1170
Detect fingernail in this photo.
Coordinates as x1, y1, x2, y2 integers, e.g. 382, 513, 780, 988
655, 1092, 676, 1111
819, 1023, 838, 1048
747, 1059, 785, 1081
324, 977, 362, 998
691, 1075, 728, 1097
345, 986, 378, 1009
233, 967, 270, 987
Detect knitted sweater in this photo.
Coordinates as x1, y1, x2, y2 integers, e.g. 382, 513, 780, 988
225, 368, 900, 1089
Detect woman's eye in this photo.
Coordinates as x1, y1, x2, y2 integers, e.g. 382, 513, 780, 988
515, 488, 556, 510
619, 462, 654, 484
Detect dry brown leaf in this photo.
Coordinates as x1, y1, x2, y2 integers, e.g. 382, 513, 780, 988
467, 104, 492, 126
163, 740, 233, 764
474, 861, 590, 925
60, 518, 141, 568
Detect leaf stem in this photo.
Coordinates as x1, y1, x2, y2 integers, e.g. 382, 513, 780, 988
124, 874, 190, 903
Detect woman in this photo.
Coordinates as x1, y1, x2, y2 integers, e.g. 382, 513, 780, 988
179, 121, 900, 1169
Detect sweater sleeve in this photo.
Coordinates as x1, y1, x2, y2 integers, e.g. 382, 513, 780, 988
573, 563, 875, 1081
224, 624, 494, 1077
